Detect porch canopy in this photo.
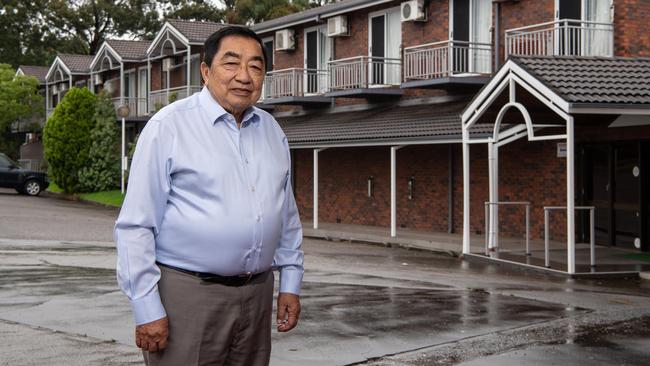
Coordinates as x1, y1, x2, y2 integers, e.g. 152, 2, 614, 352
277, 98, 493, 237
461, 56, 650, 274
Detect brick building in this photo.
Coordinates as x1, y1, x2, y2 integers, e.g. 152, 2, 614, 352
248, 0, 650, 272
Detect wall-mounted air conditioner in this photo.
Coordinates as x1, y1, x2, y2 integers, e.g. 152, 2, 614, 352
401, 0, 426, 22
275, 29, 295, 51
327, 16, 349, 37
162, 58, 175, 72
94, 74, 103, 85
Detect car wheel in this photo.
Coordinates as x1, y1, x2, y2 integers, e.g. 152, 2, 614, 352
23, 179, 42, 196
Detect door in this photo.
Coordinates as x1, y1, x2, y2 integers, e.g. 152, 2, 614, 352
370, 14, 385, 85
369, 8, 401, 85
583, 0, 613, 56
453, 0, 470, 73
613, 143, 642, 250
469, 0, 492, 74
583, 145, 612, 245
304, 26, 330, 94
557, 0, 581, 55
138, 68, 148, 115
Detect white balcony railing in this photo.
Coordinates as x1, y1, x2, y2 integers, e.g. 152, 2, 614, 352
505, 19, 614, 58
112, 97, 149, 117
149, 85, 202, 112
328, 56, 401, 91
263, 68, 329, 99
403, 40, 493, 81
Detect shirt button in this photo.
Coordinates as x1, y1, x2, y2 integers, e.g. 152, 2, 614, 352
245, 158, 249, 164
250, 186, 256, 192
256, 215, 261, 222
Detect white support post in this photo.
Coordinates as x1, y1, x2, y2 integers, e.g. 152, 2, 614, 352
390, 146, 403, 237
462, 127, 471, 255
566, 116, 576, 274
69, 76, 72, 90
494, 145, 499, 249
488, 141, 496, 249
45, 81, 49, 112
147, 57, 151, 114
186, 48, 191, 97
120, 63, 125, 106
313, 148, 325, 229
121, 117, 126, 194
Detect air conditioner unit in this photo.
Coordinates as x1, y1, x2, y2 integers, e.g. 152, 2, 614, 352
275, 29, 295, 51
94, 74, 103, 85
327, 16, 349, 37
401, 0, 426, 22
162, 58, 175, 72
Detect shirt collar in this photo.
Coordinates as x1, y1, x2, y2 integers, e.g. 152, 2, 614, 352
199, 86, 261, 127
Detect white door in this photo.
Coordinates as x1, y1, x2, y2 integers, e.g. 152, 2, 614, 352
583, 0, 613, 56
369, 7, 401, 85
469, 0, 492, 74
304, 26, 331, 94
138, 68, 147, 115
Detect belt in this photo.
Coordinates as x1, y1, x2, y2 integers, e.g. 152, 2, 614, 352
157, 262, 265, 287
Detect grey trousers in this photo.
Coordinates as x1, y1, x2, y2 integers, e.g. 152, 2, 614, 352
143, 265, 274, 366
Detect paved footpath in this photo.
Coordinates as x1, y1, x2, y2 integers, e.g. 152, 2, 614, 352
1, 188, 649, 366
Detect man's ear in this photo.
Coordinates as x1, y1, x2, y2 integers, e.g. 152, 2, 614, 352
200, 61, 210, 86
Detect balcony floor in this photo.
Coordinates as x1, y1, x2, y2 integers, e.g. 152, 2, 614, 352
325, 87, 404, 99
401, 75, 491, 90
262, 95, 332, 106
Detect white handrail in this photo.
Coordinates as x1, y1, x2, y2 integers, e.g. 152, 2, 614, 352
484, 201, 531, 256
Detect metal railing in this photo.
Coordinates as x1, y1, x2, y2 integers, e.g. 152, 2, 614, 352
328, 56, 401, 90
505, 19, 614, 57
149, 85, 202, 112
404, 40, 493, 80
544, 206, 596, 269
484, 201, 531, 256
18, 159, 46, 173
264, 68, 329, 99
112, 97, 149, 117
46, 108, 54, 119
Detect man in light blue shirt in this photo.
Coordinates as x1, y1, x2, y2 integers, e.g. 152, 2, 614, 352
115, 26, 303, 365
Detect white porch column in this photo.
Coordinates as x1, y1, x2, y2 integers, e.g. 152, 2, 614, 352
68, 76, 72, 90
45, 81, 49, 112
186, 48, 191, 97
462, 127, 471, 254
313, 148, 326, 229
120, 62, 125, 106
147, 57, 151, 114
566, 116, 576, 274
390, 146, 403, 237
488, 141, 500, 250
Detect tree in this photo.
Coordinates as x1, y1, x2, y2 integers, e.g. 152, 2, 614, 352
0, 64, 43, 158
43, 87, 96, 194
228, 0, 315, 24
78, 92, 120, 192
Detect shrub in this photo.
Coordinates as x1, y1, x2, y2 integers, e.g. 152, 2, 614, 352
78, 92, 120, 192
43, 87, 96, 193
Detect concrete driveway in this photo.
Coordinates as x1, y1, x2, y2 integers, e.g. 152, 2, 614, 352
1, 188, 649, 365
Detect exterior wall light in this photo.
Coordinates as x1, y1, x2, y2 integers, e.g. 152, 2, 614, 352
408, 176, 415, 200
367, 176, 374, 197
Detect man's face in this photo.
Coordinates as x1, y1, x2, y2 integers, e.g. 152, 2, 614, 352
200, 35, 265, 115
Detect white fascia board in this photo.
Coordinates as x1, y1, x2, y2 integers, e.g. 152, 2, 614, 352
146, 22, 190, 55
288, 138, 462, 149
461, 60, 514, 123
45, 57, 71, 81
568, 105, 650, 115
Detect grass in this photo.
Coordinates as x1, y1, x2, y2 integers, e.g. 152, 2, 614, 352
47, 181, 124, 207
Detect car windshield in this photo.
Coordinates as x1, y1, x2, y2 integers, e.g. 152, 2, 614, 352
0, 154, 19, 167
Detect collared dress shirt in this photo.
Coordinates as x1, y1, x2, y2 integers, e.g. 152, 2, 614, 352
114, 87, 304, 325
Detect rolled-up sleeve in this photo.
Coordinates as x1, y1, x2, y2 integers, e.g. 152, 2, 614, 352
273, 137, 304, 295
114, 118, 174, 325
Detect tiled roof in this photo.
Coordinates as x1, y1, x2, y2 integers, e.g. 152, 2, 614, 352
276, 101, 493, 147
167, 19, 229, 43
58, 54, 94, 73
106, 39, 152, 60
251, 0, 381, 33
17, 65, 48, 84
512, 56, 650, 105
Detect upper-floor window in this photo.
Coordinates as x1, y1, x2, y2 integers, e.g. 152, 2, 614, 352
369, 7, 401, 85
451, 0, 492, 74
262, 37, 274, 72
304, 25, 331, 93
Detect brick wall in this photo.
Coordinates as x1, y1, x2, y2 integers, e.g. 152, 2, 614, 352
293, 140, 567, 240
497, 0, 555, 63
614, 0, 650, 57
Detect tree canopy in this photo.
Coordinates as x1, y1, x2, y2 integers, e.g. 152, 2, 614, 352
0, 0, 331, 69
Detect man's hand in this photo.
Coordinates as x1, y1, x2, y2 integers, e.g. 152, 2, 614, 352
135, 316, 169, 352
276, 293, 300, 332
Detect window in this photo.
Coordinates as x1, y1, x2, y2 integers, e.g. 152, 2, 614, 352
369, 7, 401, 85
263, 38, 274, 72
304, 26, 331, 93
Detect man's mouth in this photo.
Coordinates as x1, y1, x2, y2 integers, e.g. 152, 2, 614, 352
231, 88, 252, 96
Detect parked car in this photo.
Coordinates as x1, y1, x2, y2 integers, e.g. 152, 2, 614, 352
0, 153, 49, 196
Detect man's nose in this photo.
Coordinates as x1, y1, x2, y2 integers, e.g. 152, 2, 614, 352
235, 64, 252, 84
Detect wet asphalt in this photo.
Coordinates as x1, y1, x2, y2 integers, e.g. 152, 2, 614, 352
1, 188, 649, 366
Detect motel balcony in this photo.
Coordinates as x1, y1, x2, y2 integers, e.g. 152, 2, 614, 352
505, 19, 614, 58
149, 85, 202, 113
112, 97, 150, 118
326, 56, 403, 98
401, 40, 493, 90
261, 68, 331, 106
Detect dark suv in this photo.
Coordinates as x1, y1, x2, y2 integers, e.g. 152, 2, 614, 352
0, 153, 49, 196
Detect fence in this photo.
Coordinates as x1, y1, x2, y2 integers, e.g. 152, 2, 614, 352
404, 40, 493, 80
